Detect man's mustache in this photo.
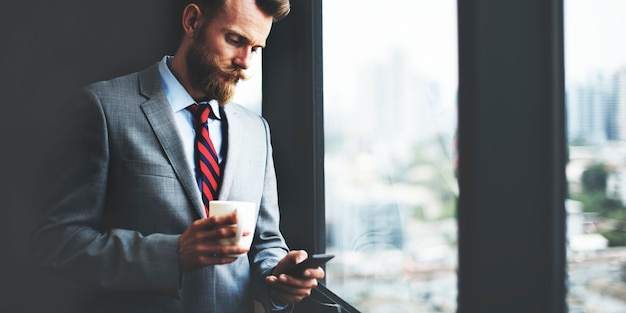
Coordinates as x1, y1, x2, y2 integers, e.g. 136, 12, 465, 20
218, 66, 248, 81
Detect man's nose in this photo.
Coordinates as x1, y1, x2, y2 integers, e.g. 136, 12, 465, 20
233, 48, 253, 70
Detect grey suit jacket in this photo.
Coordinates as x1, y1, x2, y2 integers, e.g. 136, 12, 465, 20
31, 63, 290, 313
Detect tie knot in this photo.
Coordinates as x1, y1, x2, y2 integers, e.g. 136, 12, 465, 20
187, 104, 212, 125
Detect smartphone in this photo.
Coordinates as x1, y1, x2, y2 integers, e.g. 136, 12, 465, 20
284, 253, 335, 277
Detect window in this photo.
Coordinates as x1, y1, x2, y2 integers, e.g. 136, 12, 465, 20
264, 1, 568, 312
233, 51, 263, 115
564, 0, 626, 311
322, 1, 458, 311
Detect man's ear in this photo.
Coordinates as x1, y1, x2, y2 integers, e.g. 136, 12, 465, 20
182, 4, 203, 38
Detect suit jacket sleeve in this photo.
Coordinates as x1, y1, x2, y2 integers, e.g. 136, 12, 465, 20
247, 117, 292, 311
31, 86, 182, 296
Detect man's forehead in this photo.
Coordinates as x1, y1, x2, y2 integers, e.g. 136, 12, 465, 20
214, 0, 273, 44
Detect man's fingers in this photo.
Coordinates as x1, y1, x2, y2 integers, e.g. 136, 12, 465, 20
266, 276, 314, 304
211, 225, 238, 241
180, 242, 248, 271
179, 215, 250, 272
278, 274, 319, 289
273, 250, 308, 275
193, 213, 237, 229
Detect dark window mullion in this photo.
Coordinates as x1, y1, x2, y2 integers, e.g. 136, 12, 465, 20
262, 0, 325, 256
456, 0, 567, 312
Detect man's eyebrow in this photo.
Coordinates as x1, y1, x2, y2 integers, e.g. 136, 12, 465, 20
239, 34, 266, 49
225, 28, 266, 48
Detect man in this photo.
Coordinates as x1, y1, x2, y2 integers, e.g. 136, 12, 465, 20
30, 0, 324, 312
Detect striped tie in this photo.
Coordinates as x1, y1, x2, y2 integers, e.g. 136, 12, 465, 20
187, 104, 221, 215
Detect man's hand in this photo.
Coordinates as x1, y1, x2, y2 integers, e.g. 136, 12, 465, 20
178, 213, 250, 272
265, 250, 325, 304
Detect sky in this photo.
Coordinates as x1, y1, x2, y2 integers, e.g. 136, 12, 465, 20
564, 0, 626, 80
323, 0, 458, 89
322, 0, 626, 85
234, 0, 626, 111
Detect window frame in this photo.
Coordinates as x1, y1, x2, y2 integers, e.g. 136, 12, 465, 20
262, 0, 568, 312
263, 2, 360, 311
456, 0, 567, 312
262, 0, 326, 255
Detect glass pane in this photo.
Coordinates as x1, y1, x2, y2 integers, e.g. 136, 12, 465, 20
323, 1, 458, 311
564, 0, 626, 312
234, 51, 263, 114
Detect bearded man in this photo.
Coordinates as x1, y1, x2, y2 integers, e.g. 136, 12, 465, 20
30, 1, 324, 312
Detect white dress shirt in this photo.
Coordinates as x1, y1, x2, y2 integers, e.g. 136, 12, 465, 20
157, 56, 224, 175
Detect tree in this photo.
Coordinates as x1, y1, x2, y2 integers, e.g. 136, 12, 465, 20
581, 163, 608, 193
573, 162, 626, 246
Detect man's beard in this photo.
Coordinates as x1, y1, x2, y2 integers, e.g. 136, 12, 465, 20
186, 35, 247, 105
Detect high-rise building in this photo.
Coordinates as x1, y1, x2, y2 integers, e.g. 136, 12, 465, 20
566, 70, 626, 145
614, 69, 626, 141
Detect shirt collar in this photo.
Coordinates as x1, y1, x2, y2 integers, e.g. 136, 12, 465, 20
157, 56, 222, 119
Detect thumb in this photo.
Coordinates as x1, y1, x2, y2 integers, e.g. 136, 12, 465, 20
273, 250, 308, 275
292, 250, 308, 265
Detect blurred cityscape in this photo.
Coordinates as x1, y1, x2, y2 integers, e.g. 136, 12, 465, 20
567, 69, 626, 146
323, 43, 459, 312
323, 65, 626, 312
566, 68, 626, 313
322, 1, 626, 312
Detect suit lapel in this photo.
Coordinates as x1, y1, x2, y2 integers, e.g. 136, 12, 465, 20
218, 105, 241, 200
138, 65, 206, 218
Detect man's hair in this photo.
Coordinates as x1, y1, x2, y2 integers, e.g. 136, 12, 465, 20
186, 0, 290, 22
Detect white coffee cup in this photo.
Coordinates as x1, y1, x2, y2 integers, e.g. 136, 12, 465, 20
208, 201, 257, 256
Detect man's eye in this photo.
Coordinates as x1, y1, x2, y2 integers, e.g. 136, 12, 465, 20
227, 35, 243, 46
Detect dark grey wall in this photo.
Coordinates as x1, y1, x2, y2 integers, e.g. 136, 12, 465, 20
0, 2, 181, 311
